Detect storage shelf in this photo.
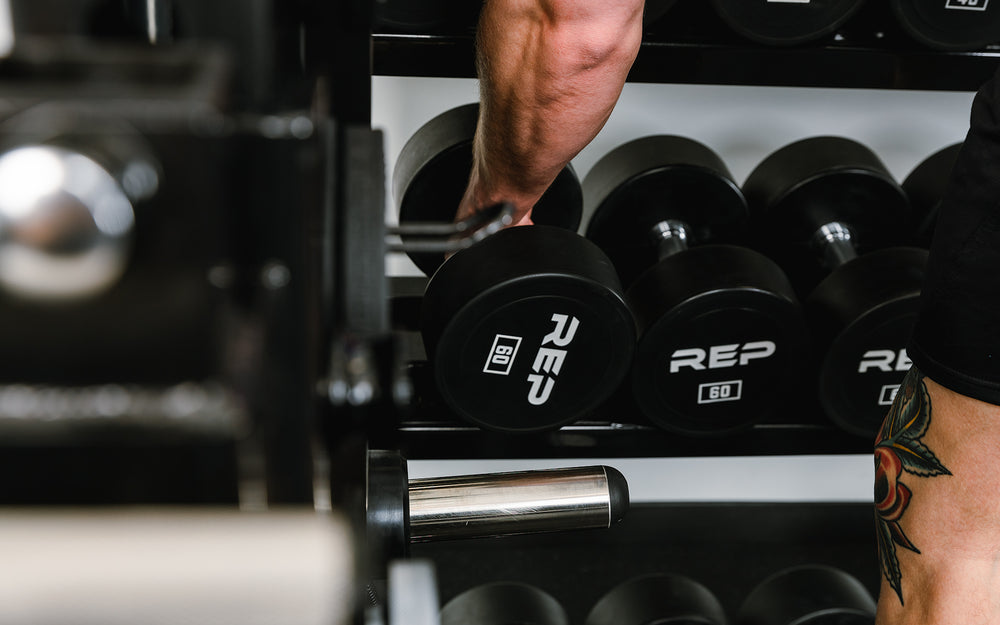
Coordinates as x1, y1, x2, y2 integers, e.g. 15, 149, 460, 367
389, 277, 872, 460
373, 32, 1000, 91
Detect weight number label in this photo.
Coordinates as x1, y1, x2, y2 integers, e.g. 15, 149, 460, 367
879, 384, 900, 406
945, 0, 989, 10
698, 380, 743, 404
483, 334, 522, 376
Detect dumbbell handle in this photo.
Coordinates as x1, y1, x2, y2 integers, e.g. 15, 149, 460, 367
408, 465, 628, 542
386, 201, 514, 253
650, 219, 691, 260
812, 221, 859, 269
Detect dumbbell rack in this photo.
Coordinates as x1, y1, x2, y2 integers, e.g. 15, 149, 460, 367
357, 0, 1000, 622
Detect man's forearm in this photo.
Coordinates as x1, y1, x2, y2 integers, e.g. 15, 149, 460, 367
458, 0, 644, 224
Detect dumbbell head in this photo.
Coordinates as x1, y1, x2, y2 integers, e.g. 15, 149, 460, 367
585, 574, 726, 625
440, 583, 569, 625
585, 136, 806, 435
738, 565, 875, 625
902, 142, 962, 248
744, 137, 924, 438
393, 103, 583, 277
395, 106, 634, 432
892, 0, 1000, 50
420, 225, 636, 432
711, 0, 866, 46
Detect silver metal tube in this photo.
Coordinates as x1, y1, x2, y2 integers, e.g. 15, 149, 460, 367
408, 465, 627, 542
812, 222, 858, 269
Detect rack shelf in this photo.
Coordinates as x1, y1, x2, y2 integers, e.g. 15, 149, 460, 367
372, 0, 1000, 92
388, 277, 872, 460
373, 33, 1000, 91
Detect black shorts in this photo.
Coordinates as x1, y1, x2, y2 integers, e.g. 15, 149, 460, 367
909, 63, 1000, 405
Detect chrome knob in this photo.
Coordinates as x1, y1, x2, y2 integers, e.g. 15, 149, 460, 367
0, 145, 144, 302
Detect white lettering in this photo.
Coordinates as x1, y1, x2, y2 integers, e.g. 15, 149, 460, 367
541, 314, 580, 347
527, 373, 555, 406
670, 341, 778, 373
739, 341, 777, 365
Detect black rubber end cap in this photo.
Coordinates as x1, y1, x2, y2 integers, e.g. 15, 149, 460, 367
603, 466, 629, 524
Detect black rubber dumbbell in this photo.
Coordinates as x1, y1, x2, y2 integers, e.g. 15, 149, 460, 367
711, 0, 866, 46
393, 104, 636, 433
584, 136, 807, 436
901, 142, 962, 248
892, 0, 1000, 50
737, 565, 876, 625
743, 136, 927, 438
586, 574, 727, 625
440, 583, 569, 625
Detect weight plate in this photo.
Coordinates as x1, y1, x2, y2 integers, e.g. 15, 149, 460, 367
711, 0, 866, 46
739, 565, 876, 625
892, 0, 1000, 50
421, 226, 635, 433
629, 246, 806, 435
394, 103, 583, 277
441, 583, 569, 625
744, 136, 909, 254
902, 142, 962, 247
809, 247, 927, 438
585, 135, 747, 288
585, 574, 726, 625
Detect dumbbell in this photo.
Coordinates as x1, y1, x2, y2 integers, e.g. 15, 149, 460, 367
440, 583, 569, 625
584, 136, 807, 436
393, 104, 636, 432
711, 0, 866, 46
902, 142, 962, 248
743, 136, 926, 438
892, 0, 1000, 50
366, 450, 629, 578
737, 565, 876, 625
585, 574, 727, 625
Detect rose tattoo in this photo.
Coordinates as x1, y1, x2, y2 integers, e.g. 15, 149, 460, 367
875, 367, 951, 604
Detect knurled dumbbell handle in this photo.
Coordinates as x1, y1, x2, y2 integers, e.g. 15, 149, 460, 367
408, 465, 628, 542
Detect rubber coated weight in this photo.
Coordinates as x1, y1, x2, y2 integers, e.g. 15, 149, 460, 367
892, 0, 1000, 50
394, 103, 583, 277
421, 225, 635, 432
738, 565, 876, 625
585, 574, 726, 625
901, 143, 962, 247
711, 0, 866, 46
744, 137, 925, 438
396, 105, 633, 432
440, 583, 569, 625
585, 136, 806, 436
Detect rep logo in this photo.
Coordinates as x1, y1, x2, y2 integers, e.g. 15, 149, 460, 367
483, 334, 522, 376
526, 314, 580, 406
857, 349, 911, 374
669, 341, 777, 374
